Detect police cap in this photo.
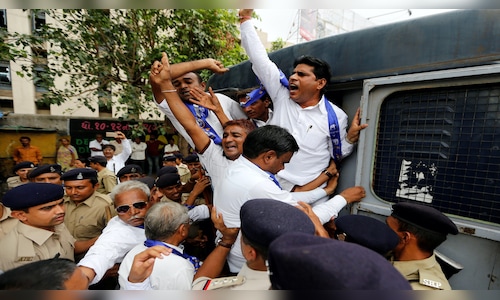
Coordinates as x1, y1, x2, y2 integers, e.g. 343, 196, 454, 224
61, 168, 98, 181
156, 166, 178, 177
162, 155, 176, 162
155, 173, 180, 188
13, 161, 35, 173
3, 182, 64, 210
334, 214, 399, 256
117, 164, 143, 178
183, 154, 199, 163
240, 198, 315, 248
28, 164, 63, 179
268, 232, 412, 290
391, 202, 458, 235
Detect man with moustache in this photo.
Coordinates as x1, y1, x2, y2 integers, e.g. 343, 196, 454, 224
152, 63, 246, 149
61, 168, 115, 262
0, 183, 75, 271
77, 180, 157, 288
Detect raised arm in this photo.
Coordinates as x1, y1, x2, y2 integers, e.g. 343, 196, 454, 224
150, 53, 212, 153
152, 58, 228, 105
189, 86, 230, 126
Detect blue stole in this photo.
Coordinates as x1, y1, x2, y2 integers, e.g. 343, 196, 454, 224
144, 239, 201, 271
324, 98, 342, 164
250, 159, 282, 189
185, 102, 222, 145
266, 171, 282, 189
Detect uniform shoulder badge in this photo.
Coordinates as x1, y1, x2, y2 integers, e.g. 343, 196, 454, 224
201, 276, 245, 290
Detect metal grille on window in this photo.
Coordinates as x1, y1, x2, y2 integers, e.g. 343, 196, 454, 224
373, 83, 500, 225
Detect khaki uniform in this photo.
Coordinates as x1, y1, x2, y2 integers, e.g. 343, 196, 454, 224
6, 176, 27, 190
192, 264, 271, 290
63, 192, 115, 241
176, 164, 191, 185
97, 168, 117, 194
0, 222, 75, 272
0, 204, 18, 239
393, 253, 451, 290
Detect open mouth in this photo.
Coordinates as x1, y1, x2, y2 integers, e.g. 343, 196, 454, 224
289, 84, 298, 91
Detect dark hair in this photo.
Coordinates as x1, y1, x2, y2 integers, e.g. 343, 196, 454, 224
0, 258, 77, 290
293, 55, 332, 94
396, 219, 447, 253
243, 125, 299, 159
223, 119, 256, 135
19, 136, 31, 141
102, 144, 116, 151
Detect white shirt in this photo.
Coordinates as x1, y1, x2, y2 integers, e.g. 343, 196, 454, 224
77, 216, 146, 285
198, 140, 232, 189
119, 242, 194, 290
241, 20, 354, 187
214, 156, 344, 273
164, 144, 180, 154
130, 142, 147, 160
89, 139, 110, 156
106, 139, 132, 175
155, 93, 246, 149
251, 108, 273, 128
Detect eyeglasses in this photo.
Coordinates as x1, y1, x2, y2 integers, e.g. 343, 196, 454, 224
115, 201, 148, 214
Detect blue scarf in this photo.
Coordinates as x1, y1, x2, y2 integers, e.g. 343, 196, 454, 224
324, 98, 342, 164
144, 239, 201, 271
185, 102, 222, 145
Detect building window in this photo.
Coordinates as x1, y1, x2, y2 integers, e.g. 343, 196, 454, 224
31, 10, 46, 34
373, 83, 500, 225
0, 9, 6, 29
0, 61, 11, 87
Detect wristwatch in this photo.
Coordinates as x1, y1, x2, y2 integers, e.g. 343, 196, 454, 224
217, 238, 233, 249
323, 169, 334, 179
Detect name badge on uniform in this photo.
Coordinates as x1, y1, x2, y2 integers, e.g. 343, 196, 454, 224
421, 278, 442, 289
16, 257, 34, 262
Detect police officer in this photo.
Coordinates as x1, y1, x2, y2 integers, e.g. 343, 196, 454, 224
6, 161, 34, 189
61, 168, 115, 261
116, 164, 143, 182
28, 163, 63, 185
191, 198, 316, 290
267, 231, 411, 290
0, 183, 75, 272
87, 155, 117, 194
334, 214, 399, 258
386, 202, 459, 290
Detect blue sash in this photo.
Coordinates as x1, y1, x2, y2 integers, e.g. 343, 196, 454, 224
144, 239, 201, 271
266, 171, 282, 189
185, 102, 222, 145
324, 98, 342, 164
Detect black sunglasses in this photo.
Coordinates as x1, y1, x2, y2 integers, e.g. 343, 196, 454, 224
115, 201, 148, 214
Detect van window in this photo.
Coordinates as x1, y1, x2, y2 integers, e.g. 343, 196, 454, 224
373, 83, 500, 225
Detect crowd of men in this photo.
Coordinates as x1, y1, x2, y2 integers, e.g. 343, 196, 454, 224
0, 9, 460, 291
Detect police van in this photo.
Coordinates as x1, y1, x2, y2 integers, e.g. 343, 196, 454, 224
208, 10, 500, 289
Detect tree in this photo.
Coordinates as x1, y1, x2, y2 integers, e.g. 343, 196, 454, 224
269, 38, 286, 52
7, 9, 248, 123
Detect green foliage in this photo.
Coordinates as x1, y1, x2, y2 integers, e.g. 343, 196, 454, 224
6, 9, 248, 120
269, 38, 286, 52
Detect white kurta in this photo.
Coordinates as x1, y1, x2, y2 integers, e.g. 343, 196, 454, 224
119, 242, 194, 290
77, 216, 146, 285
